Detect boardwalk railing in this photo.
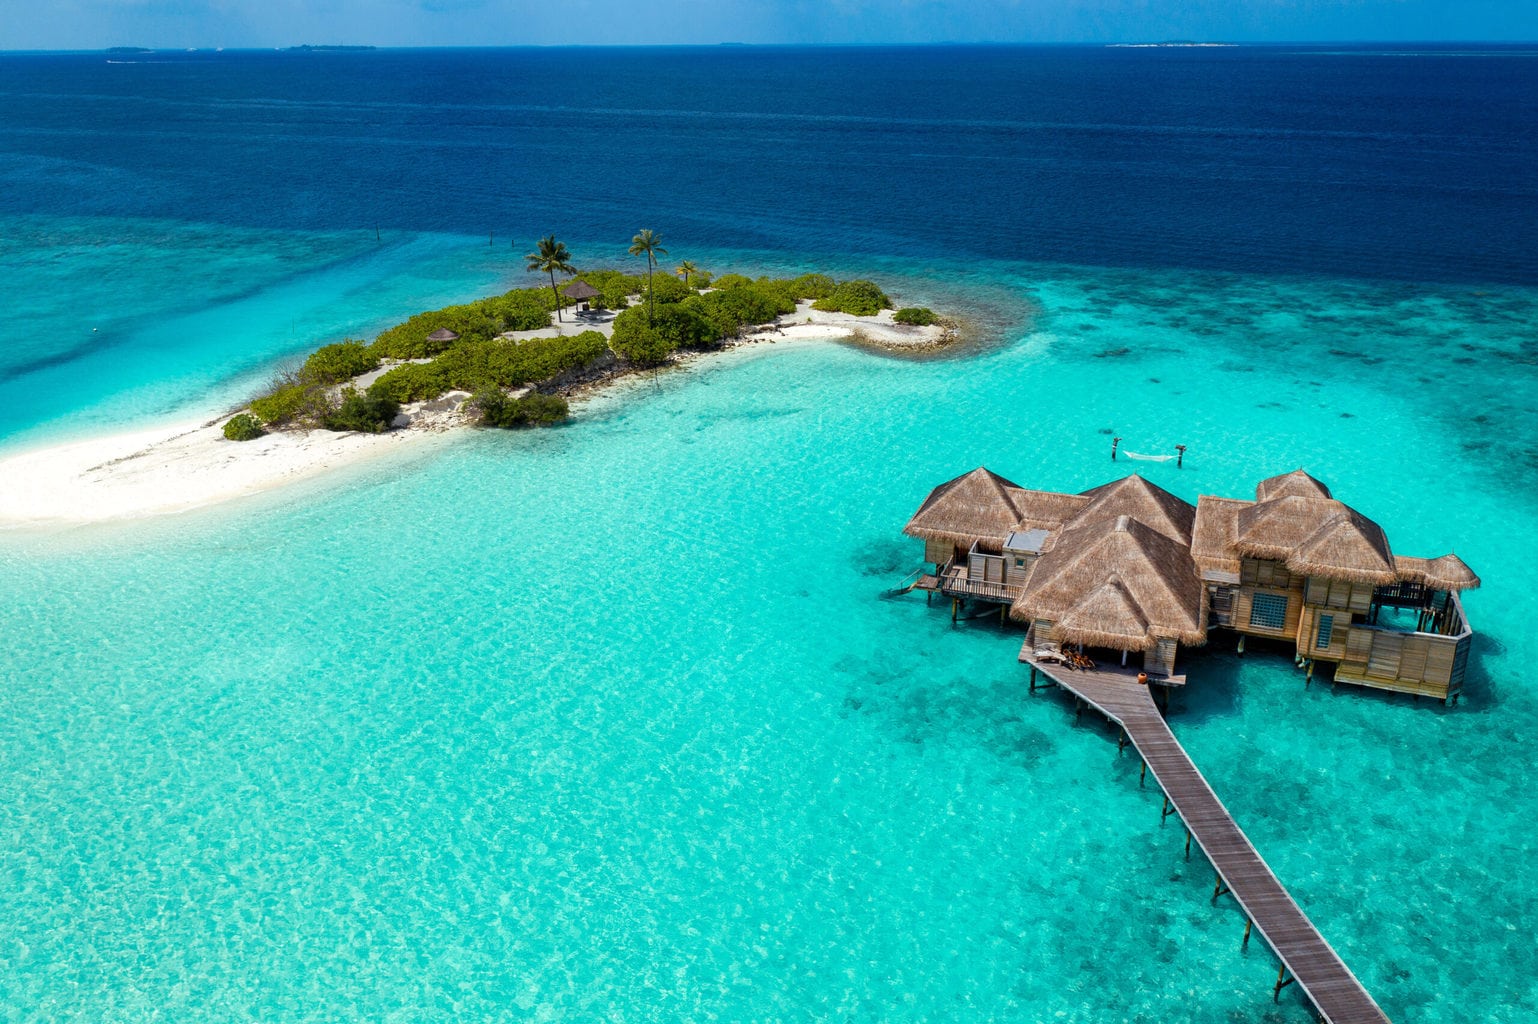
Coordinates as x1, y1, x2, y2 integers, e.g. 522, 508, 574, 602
1020, 650, 1393, 1024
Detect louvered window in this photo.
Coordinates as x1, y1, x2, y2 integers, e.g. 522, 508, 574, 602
1316, 614, 1335, 650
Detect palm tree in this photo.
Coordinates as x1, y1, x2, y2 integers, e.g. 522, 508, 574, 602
526, 235, 575, 323
675, 260, 697, 286
628, 229, 667, 322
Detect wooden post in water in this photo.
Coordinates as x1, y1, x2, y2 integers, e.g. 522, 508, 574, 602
1242, 919, 1253, 949
1184, 829, 1192, 860
951, 598, 958, 622
1273, 965, 1294, 1002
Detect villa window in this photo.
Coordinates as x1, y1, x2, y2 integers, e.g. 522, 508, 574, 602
1316, 614, 1335, 650
1249, 592, 1289, 630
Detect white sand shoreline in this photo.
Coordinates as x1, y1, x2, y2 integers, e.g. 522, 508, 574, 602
0, 303, 950, 529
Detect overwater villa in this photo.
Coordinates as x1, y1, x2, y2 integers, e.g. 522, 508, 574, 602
904, 468, 1480, 1023
905, 468, 1478, 703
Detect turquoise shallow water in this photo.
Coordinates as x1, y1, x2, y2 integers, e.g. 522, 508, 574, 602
2, 233, 1536, 1021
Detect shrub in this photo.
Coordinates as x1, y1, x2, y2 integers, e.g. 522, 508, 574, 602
473, 389, 570, 428
892, 306, 938, 326
222, 413, 264, 441
610, 314, 677, 366
370, 303, 503, 359
691, 270, 713, 289
367, 362, 449, 404
686, 284, 795, 342
813, 279, 891, 316
479, 287, 558, 330
642, 274, 691, 305
299, 340, 378, 385
323, 387, 399, 433
710, 273, 753, 291
785, 273, 835, 300
249, 383, 311, 426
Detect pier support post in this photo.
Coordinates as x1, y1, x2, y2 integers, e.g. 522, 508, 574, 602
1161, 795, 1176, 823
1139, 760, 1147, 786
1273, 965, 1294, 1002
1029, 666, 1038, 692
1237, 635, 1246, 656
1184, 829, 1192, 860
1212, 874, 1229, 902
1000, 604, 1007, 624
1242, 919, 1252, 949
951, 598, 958, 622
1305, 660, 1315, 688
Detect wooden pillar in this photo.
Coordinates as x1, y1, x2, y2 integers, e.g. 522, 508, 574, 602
1000, 603, 1007, 624
1273, 965, 1293, 1002
951, 598, 958, 622
1242, 918, 1252, 949
1184, 829, 1192, 860
1139, 760, 1147, 786
1237, 635, 1246, 656
1212, 874, 1229, 902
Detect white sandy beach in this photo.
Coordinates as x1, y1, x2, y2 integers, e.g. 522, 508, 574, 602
0, 302, 948, 527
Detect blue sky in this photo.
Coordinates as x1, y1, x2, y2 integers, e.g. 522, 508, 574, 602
2, 0, 1534, 49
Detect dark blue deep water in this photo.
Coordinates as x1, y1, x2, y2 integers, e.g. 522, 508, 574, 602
3, 45, 1536, 283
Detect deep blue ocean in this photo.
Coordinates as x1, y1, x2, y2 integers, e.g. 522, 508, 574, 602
2, 45, 1537, 1022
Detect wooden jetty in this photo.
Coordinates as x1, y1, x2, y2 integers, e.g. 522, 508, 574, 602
1021, 648, 1393, 1024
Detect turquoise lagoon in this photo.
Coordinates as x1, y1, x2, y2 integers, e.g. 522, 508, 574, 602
1, 224, 1536, 1022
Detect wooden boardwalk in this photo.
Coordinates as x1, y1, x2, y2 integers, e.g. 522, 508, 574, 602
1020, 650, 1392, 1024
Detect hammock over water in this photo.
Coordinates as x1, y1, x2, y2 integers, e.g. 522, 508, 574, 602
1123, 450, 1176, 462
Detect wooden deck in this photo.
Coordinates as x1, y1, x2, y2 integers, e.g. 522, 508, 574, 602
1020, 650, 1392, 1024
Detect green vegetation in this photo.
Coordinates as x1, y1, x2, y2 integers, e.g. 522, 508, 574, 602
892, 306, 938, 326
472, 390, 570, 428
574, 268, 644, 311
643, 273, 691, 305
369, 289, 556, 359
323, 387, 399, 433
711, 273, 753, 290
242, 235, 933, 441
300, 340, 378, 384
222, 413, 264, 441
812, 279, 890, 316
527, 235, 576, 323
367, 331, 609, 405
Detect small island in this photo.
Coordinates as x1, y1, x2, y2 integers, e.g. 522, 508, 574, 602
0, 232, 957, 526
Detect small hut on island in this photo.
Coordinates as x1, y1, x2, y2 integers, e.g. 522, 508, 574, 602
425, 327, 460, 352
561, 279, 601, 312
905, 468, 1477, 702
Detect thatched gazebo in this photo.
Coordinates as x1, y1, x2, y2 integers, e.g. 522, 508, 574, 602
425, 327, 460, 351
562, 279, 601, 312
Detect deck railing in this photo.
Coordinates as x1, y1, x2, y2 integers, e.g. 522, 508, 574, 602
939, 562, 1024, 602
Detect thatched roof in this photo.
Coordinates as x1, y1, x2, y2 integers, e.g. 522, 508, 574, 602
425, 327, 460, 342
904, 467, 1024, 547
1074, 474, 1195, 545
1012, 514, 1207, 649
1054, 575, 1155, 650
562, 279, 601, 300
1394, 554, 1481, 591
1003, 487, 1090, 536
1235, 495, 1396, 584
1190, 495, 1249, 578
1256, 469, 1332, 502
